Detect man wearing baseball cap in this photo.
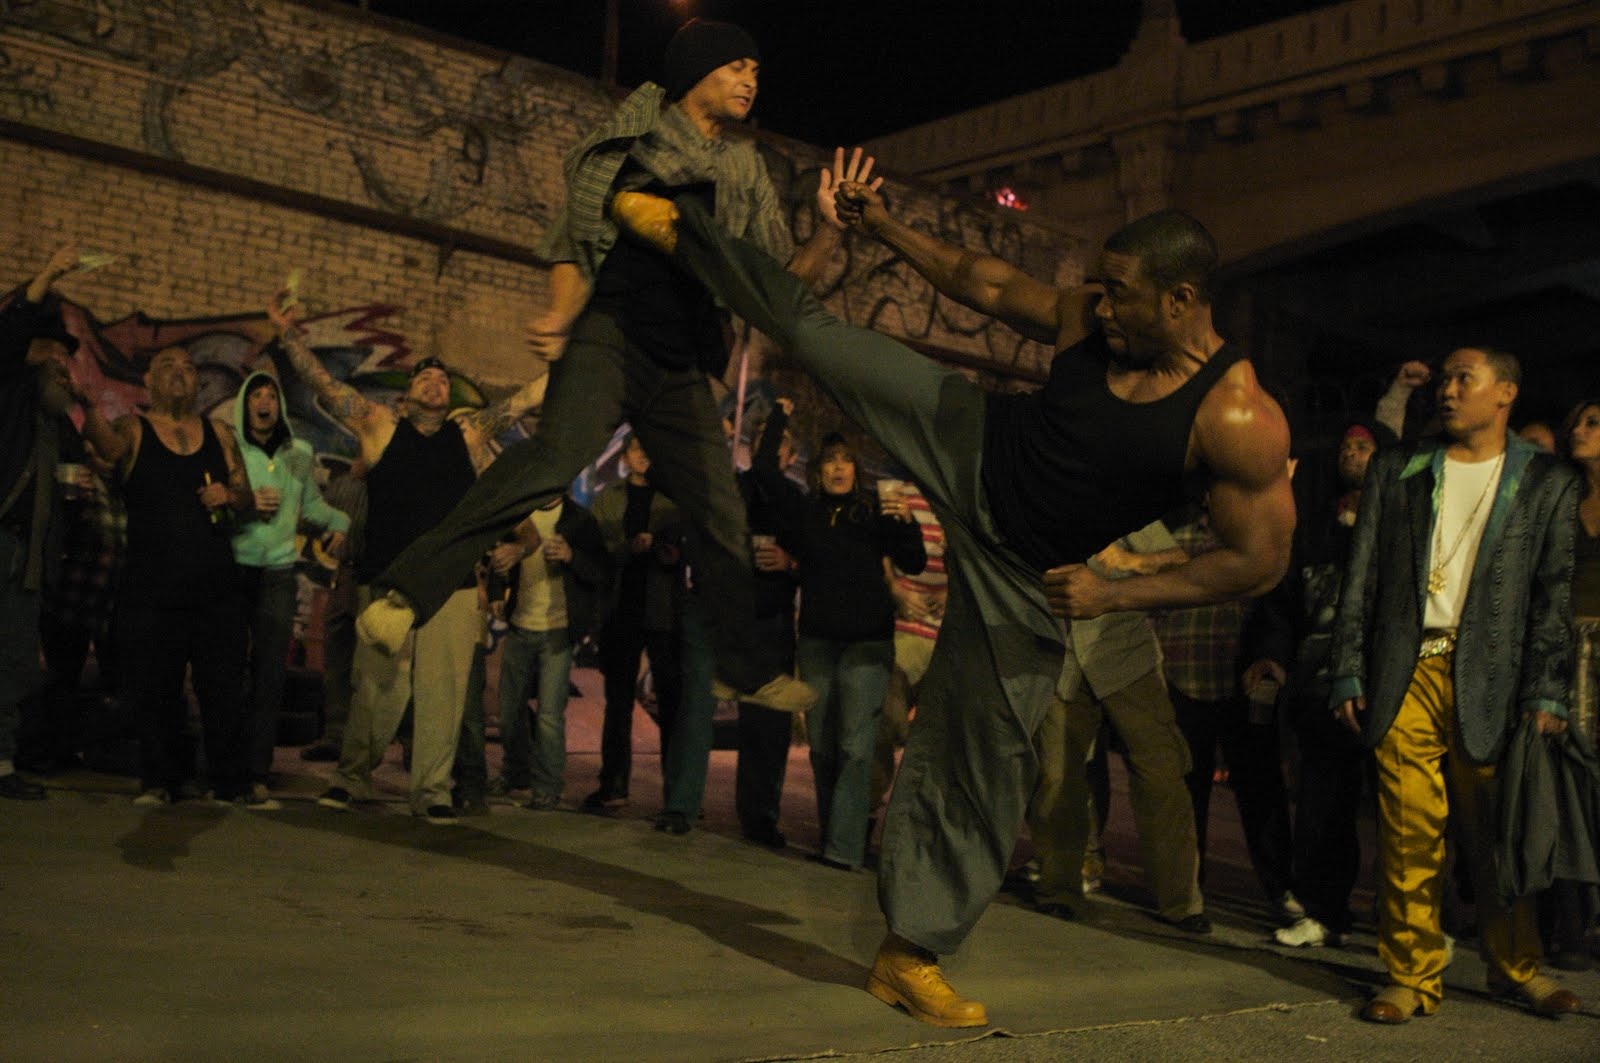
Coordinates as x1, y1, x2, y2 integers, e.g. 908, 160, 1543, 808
355, 20, 877, 716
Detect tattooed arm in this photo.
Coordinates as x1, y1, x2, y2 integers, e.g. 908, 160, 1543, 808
267, 290, 394, 459
211, 418, 255, 513
457, 374, 549, 471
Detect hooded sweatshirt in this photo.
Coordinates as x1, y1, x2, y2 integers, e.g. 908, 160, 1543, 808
229, 370, 349, 568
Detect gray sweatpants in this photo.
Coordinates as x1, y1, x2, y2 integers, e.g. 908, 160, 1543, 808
674, 199, 1066, 954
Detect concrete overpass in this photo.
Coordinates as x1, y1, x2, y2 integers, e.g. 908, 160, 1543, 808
868, 0, 1600, 429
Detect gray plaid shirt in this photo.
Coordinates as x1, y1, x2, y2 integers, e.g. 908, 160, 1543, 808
538, 82, 793, 283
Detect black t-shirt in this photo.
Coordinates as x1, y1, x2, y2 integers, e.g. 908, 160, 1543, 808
589, 168, 726, 373
980, 334, 1245, 572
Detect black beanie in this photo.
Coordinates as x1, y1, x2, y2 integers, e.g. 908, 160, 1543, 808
663, 19, 759, 101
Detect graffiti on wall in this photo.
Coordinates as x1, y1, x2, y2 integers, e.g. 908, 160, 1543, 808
2, 1, 1073, 379
0, 0, 581, 227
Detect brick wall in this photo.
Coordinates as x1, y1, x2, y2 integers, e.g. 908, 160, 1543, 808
0, 0, 1081, 419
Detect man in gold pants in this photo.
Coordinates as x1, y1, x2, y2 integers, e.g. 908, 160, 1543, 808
1328, 346, 1582, 1022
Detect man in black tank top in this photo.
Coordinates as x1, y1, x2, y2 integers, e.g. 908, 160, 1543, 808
263, 326, 547, 825
615, 193, 1296, 1027
79, 346, 256, 806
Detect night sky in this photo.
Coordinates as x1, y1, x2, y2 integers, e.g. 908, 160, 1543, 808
338, 1, 1347, 145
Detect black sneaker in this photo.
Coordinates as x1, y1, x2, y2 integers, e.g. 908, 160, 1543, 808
740, 822, 787, 850
0, 772, 47, 800
654, 811, 691, 835
299, 742, 340, 763
524, 793, 561, 811
581, 788, 628, 812
420, 804, 458, 825
317, 786, 352, 811
454, 794, 490, 817
1170, 913, 1213, 935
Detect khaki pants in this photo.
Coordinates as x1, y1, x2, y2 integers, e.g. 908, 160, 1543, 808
332, 585, 481, 813
1373, 653, 1542, 1010
1029, 669, 1203, 919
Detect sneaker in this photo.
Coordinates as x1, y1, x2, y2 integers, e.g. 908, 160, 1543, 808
454, 794, 490, 817
581, 788, 628, 812
1273, 916, 1340, 948
355, 591, 415, 656
1169, 913, 1213, 935
1276, 891, 1307, 923
243, 783, 283, 811
741, 822, 787, 849
317, 786, 352, 811
488, 776, 528, 799
524, 793, 561, 811
299, 741, 340, 763
0, 772, 46, 800
654, 810, 692, 835
419, 804, 458, 826
132, 787, 171, 807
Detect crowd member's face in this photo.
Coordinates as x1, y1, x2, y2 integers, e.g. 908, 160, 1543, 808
247, 381, 281, 435
777, 431, 798, 472
1436, 348, 1514, 442
1569, 404, 1600, 463
684, 58, 758, 125
145, 347, 198, 406
1337, 431, 1378, 488
406, 366, 450, 413
819, 447, 856, 496
1093, 250, 1166, 366
624, 438, 651, 478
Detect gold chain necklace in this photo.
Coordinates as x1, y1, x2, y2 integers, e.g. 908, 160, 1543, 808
1428, 451, 1504, 594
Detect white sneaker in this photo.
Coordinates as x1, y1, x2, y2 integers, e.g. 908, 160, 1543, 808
132, 788, 170, 807
1276, 891, 1307, 922
1273, 916, 1340, 948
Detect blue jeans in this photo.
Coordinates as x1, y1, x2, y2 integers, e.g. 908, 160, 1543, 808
663, 600, 716, 815
239, 565, 297, 781
798, 635, 894, 868
0, 526, 42, 764
497, 626, 574, 800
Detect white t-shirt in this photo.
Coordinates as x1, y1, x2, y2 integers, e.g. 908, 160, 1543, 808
1423, 453, 1504, 631
511, 503, 568, 633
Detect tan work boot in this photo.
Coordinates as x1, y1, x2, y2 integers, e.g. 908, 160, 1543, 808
866, 933, 989, 1029
711, 674, 816, 714
355, 591, 415, 656
610, 191, 680, 254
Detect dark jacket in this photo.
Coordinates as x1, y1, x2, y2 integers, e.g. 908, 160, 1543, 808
1328, 432, 1579, 764
772, 485, 927, 643
590, 476, 684, 632
496, 498, 608, 641
1495, 716, 1600, 905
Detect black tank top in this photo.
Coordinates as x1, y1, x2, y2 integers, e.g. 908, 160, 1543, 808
120, 415, 237, 608
981, 334, 1247, 571
359, 417, 476, 585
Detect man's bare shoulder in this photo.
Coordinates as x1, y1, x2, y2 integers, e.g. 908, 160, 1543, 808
1195, 357, 1290, 486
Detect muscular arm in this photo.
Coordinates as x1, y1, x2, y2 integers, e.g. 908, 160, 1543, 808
1047, 367, 1295, 617
78, 397, 130, 468
845, 184, 1090, 347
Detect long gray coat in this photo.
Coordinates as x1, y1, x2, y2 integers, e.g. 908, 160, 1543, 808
1328, 432, 1578, 764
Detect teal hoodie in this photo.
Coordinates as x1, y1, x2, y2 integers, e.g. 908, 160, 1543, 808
230, 371, 349, 568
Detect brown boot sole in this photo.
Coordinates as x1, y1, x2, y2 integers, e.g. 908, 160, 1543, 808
866, 974, 989, 1029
